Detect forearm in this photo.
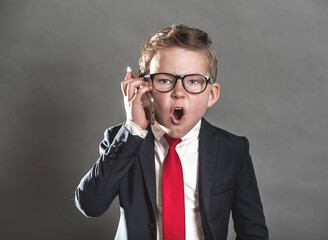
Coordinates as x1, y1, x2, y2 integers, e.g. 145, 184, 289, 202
75, 124, 144, 217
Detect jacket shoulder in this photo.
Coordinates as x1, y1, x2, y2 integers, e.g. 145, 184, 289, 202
200, 118, 250, 163
201, 118, 247, 145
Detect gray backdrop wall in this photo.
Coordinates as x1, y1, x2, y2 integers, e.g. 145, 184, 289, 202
1, 0, 327, 239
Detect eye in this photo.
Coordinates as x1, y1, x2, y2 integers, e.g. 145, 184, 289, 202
187, 79, 199, 85
158, 79, 172, 84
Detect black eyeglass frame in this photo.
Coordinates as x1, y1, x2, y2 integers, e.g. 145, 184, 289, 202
143, 73, 215, 94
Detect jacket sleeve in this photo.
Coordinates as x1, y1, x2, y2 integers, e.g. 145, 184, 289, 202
232, 137, 269, 239
74, 124, 144, 217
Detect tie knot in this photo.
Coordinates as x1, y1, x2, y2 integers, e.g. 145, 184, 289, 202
164, 134, 182, 148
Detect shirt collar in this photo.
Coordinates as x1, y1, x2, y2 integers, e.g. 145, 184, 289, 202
151, 119, 201, 142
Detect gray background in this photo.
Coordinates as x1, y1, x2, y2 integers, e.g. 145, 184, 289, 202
1, 0, 327, 239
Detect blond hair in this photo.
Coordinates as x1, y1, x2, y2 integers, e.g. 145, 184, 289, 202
139, 24, 218, 81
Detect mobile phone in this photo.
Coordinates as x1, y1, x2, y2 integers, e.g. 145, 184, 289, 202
128, 67, 156, 125
140, 81, 155, 125
146, 92, 155, 125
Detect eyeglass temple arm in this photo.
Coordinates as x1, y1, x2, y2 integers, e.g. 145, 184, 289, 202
143, 75, 150, 81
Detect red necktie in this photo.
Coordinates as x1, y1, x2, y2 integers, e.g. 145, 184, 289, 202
162, 134, 185, 240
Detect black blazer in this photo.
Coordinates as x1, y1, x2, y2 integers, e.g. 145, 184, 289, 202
75, 118, 268, 239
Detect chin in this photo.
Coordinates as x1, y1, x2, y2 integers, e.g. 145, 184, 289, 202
158, 118, 193, 138
168, 125, 190, 139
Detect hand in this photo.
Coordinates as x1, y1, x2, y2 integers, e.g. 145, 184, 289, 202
121, 67, 152, 130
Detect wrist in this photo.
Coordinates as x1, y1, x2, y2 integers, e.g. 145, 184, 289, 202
125, 119, 148, 139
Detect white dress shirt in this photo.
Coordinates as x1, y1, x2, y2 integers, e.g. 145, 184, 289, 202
125, 120, 204, 240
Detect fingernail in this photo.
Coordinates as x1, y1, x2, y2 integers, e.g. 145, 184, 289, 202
127, 66, 132, 72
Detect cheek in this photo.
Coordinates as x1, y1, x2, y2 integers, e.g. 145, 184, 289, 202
194, 95, 209, 108
152, 93, 168, 111
191, 97, 210, 116
201, 91, 212, 108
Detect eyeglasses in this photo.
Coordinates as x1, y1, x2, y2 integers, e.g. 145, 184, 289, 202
143, 73, 214, 94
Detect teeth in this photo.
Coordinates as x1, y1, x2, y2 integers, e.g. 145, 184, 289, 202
175, 107, 182, 110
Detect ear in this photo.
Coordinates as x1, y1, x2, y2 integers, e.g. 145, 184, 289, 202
207, 82, 220, 108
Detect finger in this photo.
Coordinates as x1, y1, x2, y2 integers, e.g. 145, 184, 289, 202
122, 65, 143, 95
127, 66, 138, 79
126, 80, 148, 101
125, 71, 132, 80
121, 77, 144, 96
133, 85, 153, 102
122, 67, 133, 94
131, 71, 138, 78
121, 79, 130, 96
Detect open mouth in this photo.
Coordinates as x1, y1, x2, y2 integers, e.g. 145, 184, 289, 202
173, 107, 184, 121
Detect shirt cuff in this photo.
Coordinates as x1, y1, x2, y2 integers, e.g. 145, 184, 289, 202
125, 119, 148, 139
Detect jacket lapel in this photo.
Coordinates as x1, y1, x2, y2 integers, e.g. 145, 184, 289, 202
198, 118, 220, 237
138, 128, 157, 219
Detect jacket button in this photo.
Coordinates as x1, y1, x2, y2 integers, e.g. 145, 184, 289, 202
148, 222, 155, 230
109, 153, 116, 159
117, 141, 123, 148
113, 147, 120, 153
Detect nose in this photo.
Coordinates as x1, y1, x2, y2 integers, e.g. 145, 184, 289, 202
172, 79, 186, 99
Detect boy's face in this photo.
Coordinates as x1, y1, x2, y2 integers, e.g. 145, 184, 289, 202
149, 47, 220, 138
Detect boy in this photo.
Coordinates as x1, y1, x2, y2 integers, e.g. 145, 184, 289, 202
75, 24, 268, 240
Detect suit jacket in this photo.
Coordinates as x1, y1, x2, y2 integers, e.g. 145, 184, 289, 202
75, 118, 268, 239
